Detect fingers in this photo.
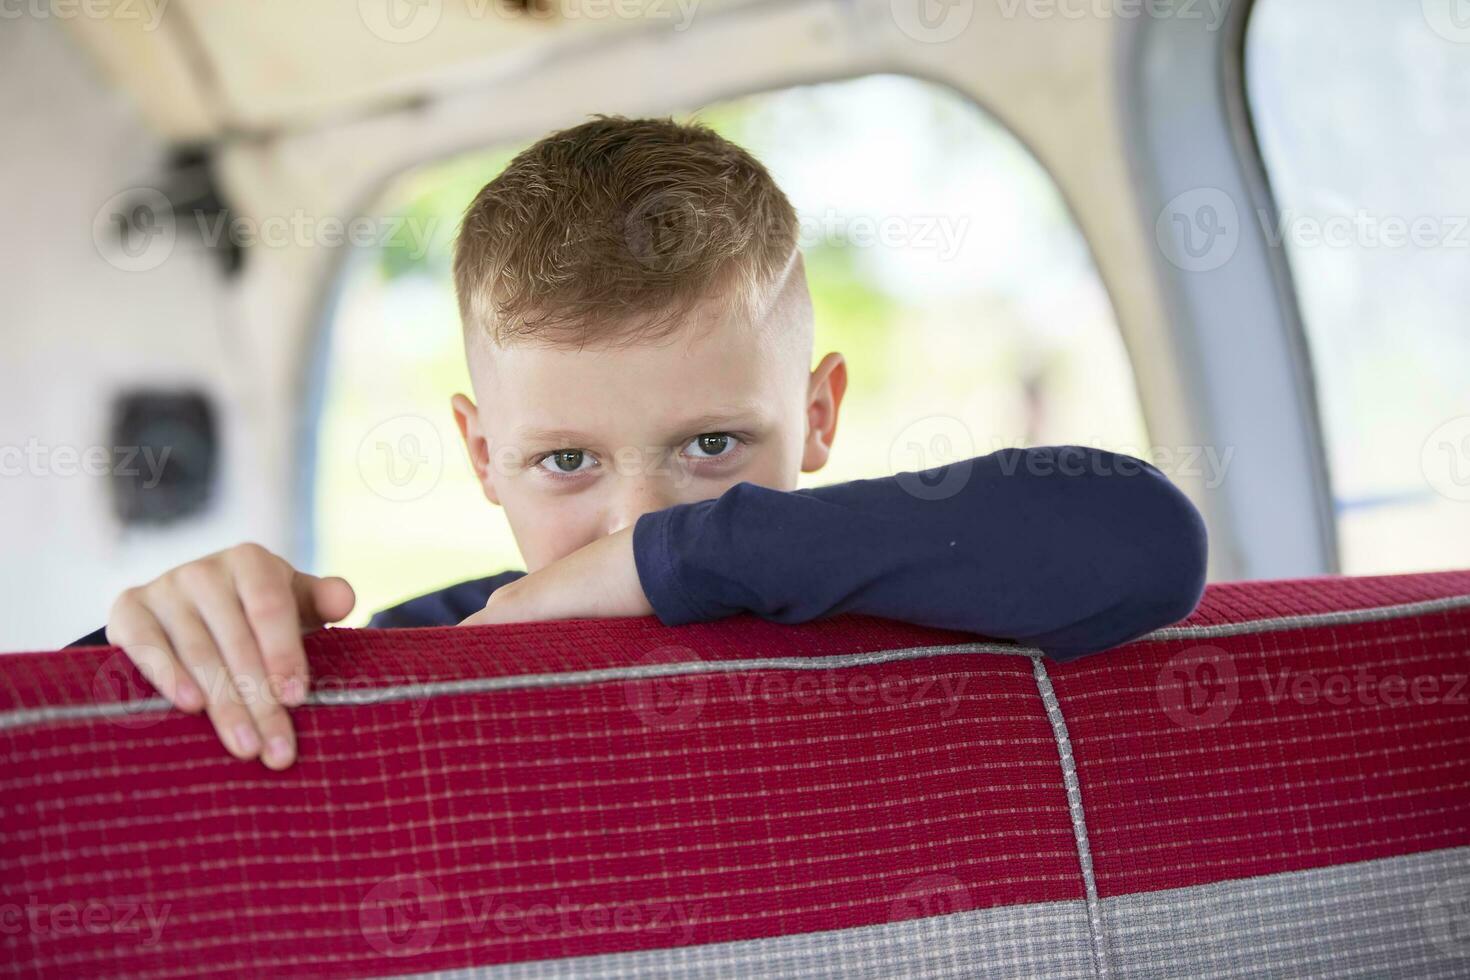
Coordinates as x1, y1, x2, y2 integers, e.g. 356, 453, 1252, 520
104, 543, 355, 771
458, 607, 490, 627
187, 567, 298, 770
145, 585, 271, 765
295, 573, 356, 630
233, 545, 312, 710
461, 590, 526, 628
106, 593, 204, 713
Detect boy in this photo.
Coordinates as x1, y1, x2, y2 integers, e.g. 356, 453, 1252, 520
71, 116, 1208, 771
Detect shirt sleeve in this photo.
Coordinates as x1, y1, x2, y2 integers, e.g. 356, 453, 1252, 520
365, 571, 527, 628
66, 625, 110, 648
631, 445, 1208, 662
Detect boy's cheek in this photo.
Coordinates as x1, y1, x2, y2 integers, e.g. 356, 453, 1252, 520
502, 495, 598, 573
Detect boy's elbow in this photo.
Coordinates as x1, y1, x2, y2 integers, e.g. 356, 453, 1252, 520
1029, 452, 1210, 662
1138, 546, 1207, 634
1130, 461, 1209, 631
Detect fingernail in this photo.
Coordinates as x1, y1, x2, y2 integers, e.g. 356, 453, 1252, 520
282, 677, 305, 706
177, 684, 203, 711
267, 736, 294, 767
234, 723, 261, 756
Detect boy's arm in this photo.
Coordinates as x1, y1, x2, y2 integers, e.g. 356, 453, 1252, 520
630, 445, 1207, 662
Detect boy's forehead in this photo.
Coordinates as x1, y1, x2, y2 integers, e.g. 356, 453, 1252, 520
473, 302, 798, 442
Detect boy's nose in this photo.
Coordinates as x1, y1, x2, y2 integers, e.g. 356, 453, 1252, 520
604, 478, 679, 537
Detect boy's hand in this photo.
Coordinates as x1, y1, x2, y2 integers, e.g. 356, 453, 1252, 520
459, 527, 653, 626
105, 543, 355, 770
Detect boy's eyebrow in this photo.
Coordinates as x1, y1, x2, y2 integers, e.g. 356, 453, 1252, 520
514, 408, 767, 447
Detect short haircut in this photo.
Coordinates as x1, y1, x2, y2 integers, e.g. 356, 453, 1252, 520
453, 115, 800, 351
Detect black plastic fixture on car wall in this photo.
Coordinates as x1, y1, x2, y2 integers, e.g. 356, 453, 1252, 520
109, 390, 219, 526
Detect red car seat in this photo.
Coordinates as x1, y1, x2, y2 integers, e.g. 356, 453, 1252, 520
2, 571, 1467, 977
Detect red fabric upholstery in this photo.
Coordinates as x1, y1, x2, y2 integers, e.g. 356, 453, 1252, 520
2, 570, 1468, 978
1051, 576, 1470, 895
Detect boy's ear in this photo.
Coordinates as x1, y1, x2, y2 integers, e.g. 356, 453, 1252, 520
451, 393, 501, 506
802, 351, 847, 473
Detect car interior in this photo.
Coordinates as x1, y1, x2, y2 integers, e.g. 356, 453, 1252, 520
2, 2, 1467, 977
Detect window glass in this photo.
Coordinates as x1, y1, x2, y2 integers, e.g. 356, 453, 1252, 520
312, 74, 1147, 622
1247, 1, 1470, 574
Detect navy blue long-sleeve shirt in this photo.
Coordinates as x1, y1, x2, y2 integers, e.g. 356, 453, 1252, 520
68, 446, 1207, 661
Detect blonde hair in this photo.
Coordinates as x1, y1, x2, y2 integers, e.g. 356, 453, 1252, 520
453, 115, 800, 350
